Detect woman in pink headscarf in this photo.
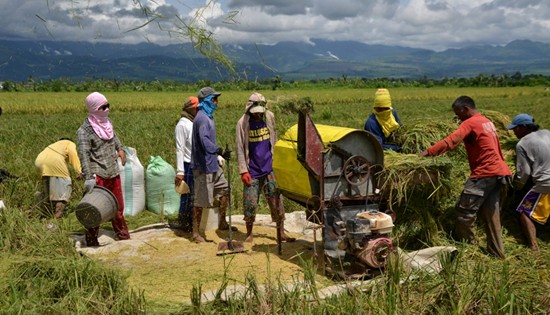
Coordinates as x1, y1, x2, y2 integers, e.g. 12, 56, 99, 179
77, 92, 130, 246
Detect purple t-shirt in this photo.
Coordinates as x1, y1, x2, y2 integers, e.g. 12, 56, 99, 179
248, 118, 272, 178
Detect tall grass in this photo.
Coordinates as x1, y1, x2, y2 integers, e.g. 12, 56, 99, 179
0, 206, 146, 314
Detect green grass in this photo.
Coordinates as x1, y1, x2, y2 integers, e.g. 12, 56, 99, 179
2, 86, 550, 313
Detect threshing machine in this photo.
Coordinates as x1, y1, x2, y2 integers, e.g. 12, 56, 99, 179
273, 111, 394, 279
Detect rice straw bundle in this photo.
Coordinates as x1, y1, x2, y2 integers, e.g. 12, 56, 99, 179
480, 109, 514, 140
392, 119, 466, 158
376, 151, 460, 249
377, 151, 454, 209
271, 96, 314, 114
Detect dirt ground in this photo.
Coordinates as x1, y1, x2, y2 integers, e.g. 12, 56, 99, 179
72, 211, 329, 305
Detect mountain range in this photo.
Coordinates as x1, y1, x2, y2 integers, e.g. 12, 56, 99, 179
1, 38, 549, 82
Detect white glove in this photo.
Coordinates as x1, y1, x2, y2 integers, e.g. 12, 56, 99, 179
217, 155, 225, 168
84, 179, 96, 193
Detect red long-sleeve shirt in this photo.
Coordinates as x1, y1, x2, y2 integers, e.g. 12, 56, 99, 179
427, 113, 511, 178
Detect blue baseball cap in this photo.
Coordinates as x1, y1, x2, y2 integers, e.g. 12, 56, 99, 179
506, 113, 534, 130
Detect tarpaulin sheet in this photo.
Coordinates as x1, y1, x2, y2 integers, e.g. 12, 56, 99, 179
274, 124, 361, 200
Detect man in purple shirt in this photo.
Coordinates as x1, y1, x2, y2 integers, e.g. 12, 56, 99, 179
235, 92, 295, 243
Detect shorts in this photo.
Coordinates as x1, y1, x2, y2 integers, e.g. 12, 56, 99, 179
43, 176, 72, 202
516, 189, 550, 224
193, 168, 228, 208
456, 176, 506, 212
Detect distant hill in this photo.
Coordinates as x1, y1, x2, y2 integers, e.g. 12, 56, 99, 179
1, 38, 549, 82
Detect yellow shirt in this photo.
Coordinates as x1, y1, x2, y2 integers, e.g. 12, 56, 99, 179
34, 140, 82, 178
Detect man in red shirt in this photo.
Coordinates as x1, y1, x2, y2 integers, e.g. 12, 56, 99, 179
419, 96, 511, 258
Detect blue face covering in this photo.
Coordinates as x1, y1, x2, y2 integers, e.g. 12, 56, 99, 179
198, 95, 217, 118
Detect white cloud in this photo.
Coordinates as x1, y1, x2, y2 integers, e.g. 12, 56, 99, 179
0, 0, 549, 51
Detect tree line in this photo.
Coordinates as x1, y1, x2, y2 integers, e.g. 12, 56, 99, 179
1, 72, 549, 92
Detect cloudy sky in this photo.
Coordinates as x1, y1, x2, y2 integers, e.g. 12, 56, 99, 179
1, 0, 549, 51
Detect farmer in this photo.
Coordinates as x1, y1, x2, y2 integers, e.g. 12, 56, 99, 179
364, 88, 402, 151
506, 114, 550, 251
190, 87, 234, 243
235, 92, 296, 243
419, 96, 511, 258
174, 96, 202, 233
34, 138, 82, 218
77, 92, 130, 246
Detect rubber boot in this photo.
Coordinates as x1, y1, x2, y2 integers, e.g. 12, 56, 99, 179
192, 207, 206, 243
245, 220, 254, 243
217, 195, 237, 231
54, 201, 65, 219
178, 211, 193, 233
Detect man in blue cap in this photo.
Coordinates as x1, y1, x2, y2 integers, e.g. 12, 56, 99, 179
506, 113, 550, 251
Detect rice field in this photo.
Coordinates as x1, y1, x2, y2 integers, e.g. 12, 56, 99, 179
1, 86, 550, 313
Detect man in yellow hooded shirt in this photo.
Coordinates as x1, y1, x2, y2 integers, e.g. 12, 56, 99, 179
364, 88, 402, 151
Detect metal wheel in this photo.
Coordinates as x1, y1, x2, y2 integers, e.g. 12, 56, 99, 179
343, 155, 371, 186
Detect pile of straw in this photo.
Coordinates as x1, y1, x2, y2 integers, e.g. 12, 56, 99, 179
271, 96, 315, 114
377, 151, 455, 209
480, 109, 514, 140
392, 119, 466, 158
376, 151, 459, 249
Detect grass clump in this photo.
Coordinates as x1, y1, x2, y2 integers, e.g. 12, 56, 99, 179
0, 207, 146, 314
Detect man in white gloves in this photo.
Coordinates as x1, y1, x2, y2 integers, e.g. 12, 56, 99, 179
77, 92, 130, 246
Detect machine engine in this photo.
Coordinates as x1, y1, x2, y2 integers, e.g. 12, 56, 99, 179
341, 210, 394, 269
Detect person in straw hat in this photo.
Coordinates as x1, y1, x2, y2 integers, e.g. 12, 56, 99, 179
363, 88, 402, 151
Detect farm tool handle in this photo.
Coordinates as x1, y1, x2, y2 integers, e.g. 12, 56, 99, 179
226, 144, 234, 244
216, 144, 246, 255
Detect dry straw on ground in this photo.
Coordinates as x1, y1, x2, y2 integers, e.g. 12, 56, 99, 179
73, 213, 330, 305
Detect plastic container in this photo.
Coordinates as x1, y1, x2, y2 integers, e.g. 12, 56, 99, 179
75, 186, 118, 228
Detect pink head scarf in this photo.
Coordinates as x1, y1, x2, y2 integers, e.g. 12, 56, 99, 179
86, 92, 114, 140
